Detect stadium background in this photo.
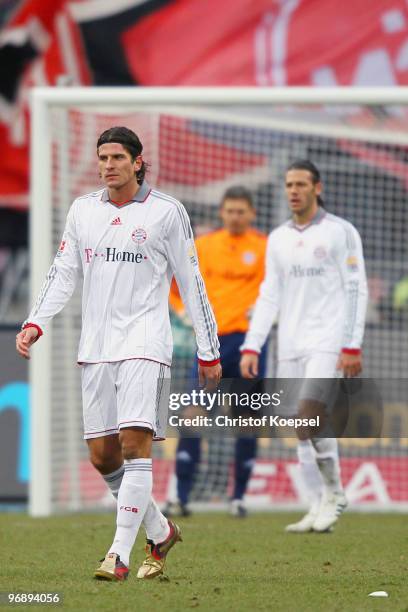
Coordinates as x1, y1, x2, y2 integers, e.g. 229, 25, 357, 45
1, 0, 408, 512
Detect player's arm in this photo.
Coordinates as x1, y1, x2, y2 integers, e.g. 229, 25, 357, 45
337, 223, 368, 378
164, 204, 221, 389
16, 203, 81, 360
240, 233, 281, 378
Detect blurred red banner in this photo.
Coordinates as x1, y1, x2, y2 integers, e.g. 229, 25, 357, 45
60, 456, 408, 508
0, 0, 407, 209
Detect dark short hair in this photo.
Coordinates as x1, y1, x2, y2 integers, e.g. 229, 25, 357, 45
286, 160, 324, 206
97, 126, 147, 185
220, 185, 254, 208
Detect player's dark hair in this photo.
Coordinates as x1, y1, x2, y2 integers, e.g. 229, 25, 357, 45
97, 126, 147, 185
286, 159, 324, 207
220, 185, 254, 208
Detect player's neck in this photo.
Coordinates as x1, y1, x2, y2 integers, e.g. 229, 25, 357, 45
225, 228, 251, 238
293, 202, 319, 226
108, 178, 140, 205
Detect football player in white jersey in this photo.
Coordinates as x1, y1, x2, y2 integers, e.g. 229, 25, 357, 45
16, 127, 221, 580
240, 160, 367, 533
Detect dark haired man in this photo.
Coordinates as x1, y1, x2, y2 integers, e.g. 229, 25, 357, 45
167, 186, 267, 517
16, 126, 221, 580
96, 126, 147, 186
241, 161, 368, 532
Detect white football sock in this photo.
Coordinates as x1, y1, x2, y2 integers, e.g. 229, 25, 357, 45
102, 464, 124, 499
108, 458, 152, 567
143, 497, 170, 544
297, 440, 323, 509
311, 437, 343, 495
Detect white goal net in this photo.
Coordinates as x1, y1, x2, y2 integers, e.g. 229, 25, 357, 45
29, 87, 408, 516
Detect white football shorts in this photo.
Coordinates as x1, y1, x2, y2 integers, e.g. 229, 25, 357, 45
81, 359, 170, 440
277, 352, 340, 414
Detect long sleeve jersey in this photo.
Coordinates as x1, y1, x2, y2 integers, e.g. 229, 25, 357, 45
24, 181, 220, 365
241, 208, 368, 359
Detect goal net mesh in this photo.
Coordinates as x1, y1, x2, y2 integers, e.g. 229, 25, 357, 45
40, 100, 408, 513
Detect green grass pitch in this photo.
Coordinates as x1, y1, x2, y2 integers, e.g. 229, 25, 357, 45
1, 512, 407, 611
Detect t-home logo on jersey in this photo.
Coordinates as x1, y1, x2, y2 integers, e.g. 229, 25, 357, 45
84, 247, 147, 264
290, 265, 325, 278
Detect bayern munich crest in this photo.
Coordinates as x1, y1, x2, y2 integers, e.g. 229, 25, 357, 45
132, 227, 148, 244
314, 245, 327, 259
242, 251, 256, 265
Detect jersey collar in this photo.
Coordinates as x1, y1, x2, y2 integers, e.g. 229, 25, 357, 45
287, 206, 326, 231
101, 181, 151, 208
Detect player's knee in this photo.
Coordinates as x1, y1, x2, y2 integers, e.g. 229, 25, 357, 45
176, 451, 196, 477
90, 455, 106, 472
89, 451, 115, 473
87, 438, 122, 473
296, 427, 312, 441
119, 428, 152, 459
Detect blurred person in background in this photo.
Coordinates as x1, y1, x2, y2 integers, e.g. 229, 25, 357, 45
241, 160, 368, 533
166, 186, 267, 518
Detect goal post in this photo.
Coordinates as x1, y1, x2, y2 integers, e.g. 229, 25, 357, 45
29, 86, 408, 516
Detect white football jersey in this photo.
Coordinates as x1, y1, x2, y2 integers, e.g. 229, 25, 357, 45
242, 208, 368, 359
25, 182, 220, 365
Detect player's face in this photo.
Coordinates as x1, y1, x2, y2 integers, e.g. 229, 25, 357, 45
285, 170, 322, 215
220, 198, 255, 235
97, 143, 142, 191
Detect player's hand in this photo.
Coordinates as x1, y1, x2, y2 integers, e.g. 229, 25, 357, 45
240, 352, 259, 379
16, 327, 39, 359
337, 351, 362, 378
198, 363, 222, 391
